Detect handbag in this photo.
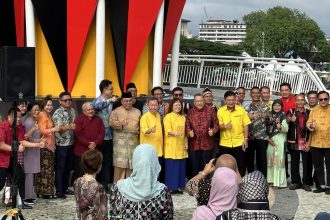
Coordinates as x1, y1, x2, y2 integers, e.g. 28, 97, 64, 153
2, 180, 22, 207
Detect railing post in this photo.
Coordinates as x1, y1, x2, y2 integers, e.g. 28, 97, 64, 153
296, 66, 305, 94
235, 62, 244, 88
197, 60, 204, 88
269, 64, 277, 93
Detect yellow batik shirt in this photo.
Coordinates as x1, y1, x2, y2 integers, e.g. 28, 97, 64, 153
306, 105, 330, 148
163, 112, 188, 159
140, 111, 163, 156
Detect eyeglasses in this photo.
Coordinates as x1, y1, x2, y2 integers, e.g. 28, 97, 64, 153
61, 99, 72, 102
173, 93, 183, 97
318, 98, 329, 102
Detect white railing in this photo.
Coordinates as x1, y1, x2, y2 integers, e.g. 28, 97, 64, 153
164, 55, 327, 94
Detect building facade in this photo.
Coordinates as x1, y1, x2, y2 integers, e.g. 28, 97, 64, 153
181, 19, 192, 39
199, 20, 246, 45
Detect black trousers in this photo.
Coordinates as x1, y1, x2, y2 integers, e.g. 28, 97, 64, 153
246, 139, 268, 178
158, 157, 165, 184
310, 147, 330, 187
188, 150, 213, 177
290, 149, 313, 185
97, 139, 113, 189
219, 146, 246, 177
74, 156, 84, 180
55, 145, 74, 194
0, 159, 25, 200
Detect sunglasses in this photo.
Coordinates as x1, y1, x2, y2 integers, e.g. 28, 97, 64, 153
318, 98, 329, 102
61, 99, 72, 102
174, 93, 183, 97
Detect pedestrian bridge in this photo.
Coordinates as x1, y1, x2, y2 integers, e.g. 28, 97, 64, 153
164, 55, 327, 94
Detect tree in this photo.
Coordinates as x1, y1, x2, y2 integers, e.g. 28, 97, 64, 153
180, 37, 242, 56
242, 6, 326, 61
313, 41, 330, 63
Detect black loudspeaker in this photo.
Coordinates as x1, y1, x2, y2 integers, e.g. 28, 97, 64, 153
0, 46, 35, 101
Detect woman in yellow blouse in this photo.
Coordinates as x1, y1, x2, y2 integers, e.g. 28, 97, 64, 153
164, 98, 188, 193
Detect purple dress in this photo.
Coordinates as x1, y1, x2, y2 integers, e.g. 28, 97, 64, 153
23, 116, 41, 173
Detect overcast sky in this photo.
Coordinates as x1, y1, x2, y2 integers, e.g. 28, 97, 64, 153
182, 0, 330, 38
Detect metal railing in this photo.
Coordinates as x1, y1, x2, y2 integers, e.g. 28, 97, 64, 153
164, 55, 327, 94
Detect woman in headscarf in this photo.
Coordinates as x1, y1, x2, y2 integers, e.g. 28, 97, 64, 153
191, 167, 238, 220
108, 144, 173, 219
217, 171, 280, 220
266, 99, 288, 188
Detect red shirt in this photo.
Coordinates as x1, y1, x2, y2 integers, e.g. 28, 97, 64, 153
0, 120, 25, 168
73, 114, 105, 157
281, 96, 296, 115
185, 106, 219, 151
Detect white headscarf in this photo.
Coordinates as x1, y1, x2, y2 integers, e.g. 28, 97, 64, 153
116, 144, 165, 202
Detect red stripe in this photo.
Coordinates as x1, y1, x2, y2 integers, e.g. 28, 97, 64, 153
14, 0, 25, 47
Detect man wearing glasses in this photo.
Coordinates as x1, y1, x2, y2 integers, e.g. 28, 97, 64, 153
235, 86, 250, 108
186, 94, 219, 178
307, 91, 330, 195
52, 91, 76, 199
172, 87, 190, 115
142, 86, 169, 119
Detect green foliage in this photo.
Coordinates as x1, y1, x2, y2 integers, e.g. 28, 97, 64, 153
180, 37, 242, 56
313, 41, 330, 62
242, 6, 326, 61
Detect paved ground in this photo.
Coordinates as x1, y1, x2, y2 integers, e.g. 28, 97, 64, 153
0, 183, 329, 219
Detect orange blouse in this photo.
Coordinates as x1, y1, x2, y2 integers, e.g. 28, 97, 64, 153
37, 111, 55, 152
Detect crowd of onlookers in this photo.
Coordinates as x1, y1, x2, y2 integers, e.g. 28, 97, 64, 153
0, 79, 329, 219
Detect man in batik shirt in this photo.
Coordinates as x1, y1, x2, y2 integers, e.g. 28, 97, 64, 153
245, 87, 270, 177
110, 92, 141, 183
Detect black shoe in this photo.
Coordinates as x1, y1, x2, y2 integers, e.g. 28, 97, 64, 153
169, 190, 177, 195
65, 189, 74, 195
325, 188, 330, 195
289, 183, 301, 190
302, 184, 312, 192
56, 193, 67, 199
22, 203, 33, 209
313, 187, 326, 193
41, 195, 57, 199
23, 199, 36, 205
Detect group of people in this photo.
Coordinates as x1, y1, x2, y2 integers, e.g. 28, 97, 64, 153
0, 78, 329, 219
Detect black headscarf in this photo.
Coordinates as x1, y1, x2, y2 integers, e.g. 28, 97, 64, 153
267, 99, 286, 138
217, 171, 280, 220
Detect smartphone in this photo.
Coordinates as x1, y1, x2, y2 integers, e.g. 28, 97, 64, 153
211, 158, 217, 166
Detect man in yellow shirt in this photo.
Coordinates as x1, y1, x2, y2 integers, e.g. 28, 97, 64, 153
140, 97, 164, 182
306, 91, 330, 194
217, 91, 251, 176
